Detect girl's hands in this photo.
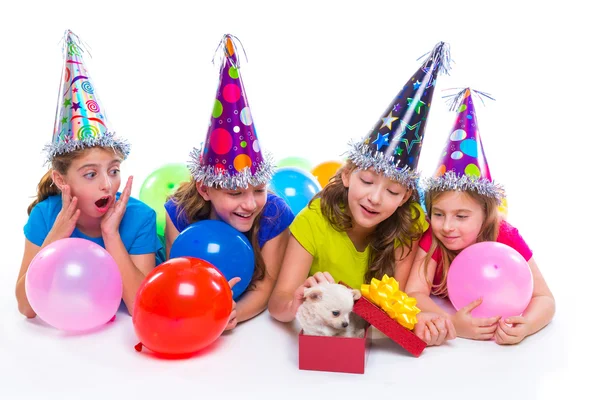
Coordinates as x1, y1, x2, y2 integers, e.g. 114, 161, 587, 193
451, 298, 501, 340
44, 185, 80, 246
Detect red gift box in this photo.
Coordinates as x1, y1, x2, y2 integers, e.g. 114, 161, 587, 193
299, 326, 370, 374
298, 282, 426, 374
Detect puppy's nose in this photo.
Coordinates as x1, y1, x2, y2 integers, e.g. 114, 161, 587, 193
342, 321, 349, 328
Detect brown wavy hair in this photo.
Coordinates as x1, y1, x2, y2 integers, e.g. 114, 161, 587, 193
312, 161, 424, 283
170, 179, 268, 289
423, 189, 500, 297
27, 147, 124, 215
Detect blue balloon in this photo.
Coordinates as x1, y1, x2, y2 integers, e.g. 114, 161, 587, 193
269, 167, 321, 215
170, 220, 254, 300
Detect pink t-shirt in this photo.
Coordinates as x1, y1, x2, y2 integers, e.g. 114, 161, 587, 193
418, 220, 533, 287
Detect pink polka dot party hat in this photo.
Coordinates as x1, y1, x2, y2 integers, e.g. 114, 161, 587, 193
423, 88, 505, 203
189, 34, 273, 190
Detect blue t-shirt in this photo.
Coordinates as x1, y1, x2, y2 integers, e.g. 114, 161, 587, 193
25, 193, 164, 262
164, 193, 294, 248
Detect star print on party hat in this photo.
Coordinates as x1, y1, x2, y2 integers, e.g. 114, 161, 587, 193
347, 42, 451, 189
189, 34, 274, 190
423, 88, 505, 203
44, 30, 130, 164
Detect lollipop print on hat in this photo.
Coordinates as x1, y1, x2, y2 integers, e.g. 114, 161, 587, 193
44, 30, 130, 163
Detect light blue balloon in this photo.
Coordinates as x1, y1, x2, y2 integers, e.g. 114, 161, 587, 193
269, 167, 322, 215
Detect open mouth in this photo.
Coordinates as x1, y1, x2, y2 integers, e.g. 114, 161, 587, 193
360, 205, 378, 215
233, 212, 253, 219
95, 196, 110, 210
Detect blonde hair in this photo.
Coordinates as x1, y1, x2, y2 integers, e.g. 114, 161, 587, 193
28, 147, 124, 215
313, 161, 424, 284
170, 180, 267, 289
423, 189, 500, 297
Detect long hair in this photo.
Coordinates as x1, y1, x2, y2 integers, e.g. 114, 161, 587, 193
312, 161, 424, 284
27, 147, 124, 215
423, 189, 500, 297
170, 179, 267, 289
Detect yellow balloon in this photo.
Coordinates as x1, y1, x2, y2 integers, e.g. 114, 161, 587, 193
498, 197, 508, 218
311, 161, 343, 188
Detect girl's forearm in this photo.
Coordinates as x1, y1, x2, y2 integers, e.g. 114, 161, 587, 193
15, 275, 36, 318
235, 289, 270, 323
268, 290, 297, 323
103, 234, 146, 315
522, 295, 555, 336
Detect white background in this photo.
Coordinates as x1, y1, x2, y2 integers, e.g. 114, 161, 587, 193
0, 1, 597, 399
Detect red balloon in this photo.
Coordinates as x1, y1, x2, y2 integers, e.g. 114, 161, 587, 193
133, 257, 232, 355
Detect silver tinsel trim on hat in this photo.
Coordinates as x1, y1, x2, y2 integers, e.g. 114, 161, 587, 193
422, 171, 505, 204
211, 34, 248, 69
418, 41, 452, 76
442, 87, 495, 112
188, 146, 275, 190
43, 132, 131, 164
346, 141, 420, 190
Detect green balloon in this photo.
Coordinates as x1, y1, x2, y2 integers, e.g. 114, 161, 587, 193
139, 163, 191, 236
277, 156, 313, 171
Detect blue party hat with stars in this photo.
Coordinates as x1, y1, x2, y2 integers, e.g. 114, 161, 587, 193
348, 42, 451, 189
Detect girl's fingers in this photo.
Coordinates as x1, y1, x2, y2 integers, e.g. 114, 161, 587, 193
70, 209, 81, 224
119, 177, 133, 207
61, 185, 72, 208
478, 332, 495, 341
323, 272, 335, 283
66, 196, 78, 216
478, 324, 499, 334
423, 326, 432, 344
426, 321, 439, 344
313, 272, 330, 284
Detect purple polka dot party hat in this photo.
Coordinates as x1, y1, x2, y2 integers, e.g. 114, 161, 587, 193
347, 41, 451, 190
189, 34, 274, 190
44, 30, 130, 163
423, 88, 505, 203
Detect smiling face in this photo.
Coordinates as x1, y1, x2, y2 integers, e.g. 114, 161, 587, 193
52, 147, 122, 220
429, 191, 486, 251
196, 183, 267, 233
341, 168, 412, 232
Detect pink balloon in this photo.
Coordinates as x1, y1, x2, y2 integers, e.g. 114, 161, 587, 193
25, 238, 123, 331
447, 242, 533, 318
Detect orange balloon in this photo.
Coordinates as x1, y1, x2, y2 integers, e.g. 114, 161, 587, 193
311, 161, 343, 188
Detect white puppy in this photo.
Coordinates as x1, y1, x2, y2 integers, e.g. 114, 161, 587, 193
296, 283, 366, 338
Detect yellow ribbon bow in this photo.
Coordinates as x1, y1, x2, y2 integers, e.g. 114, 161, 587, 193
361, 274, 421, 330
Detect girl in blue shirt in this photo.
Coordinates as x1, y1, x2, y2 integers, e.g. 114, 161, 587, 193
165, 34, 294, 330
15, 31, 162, 318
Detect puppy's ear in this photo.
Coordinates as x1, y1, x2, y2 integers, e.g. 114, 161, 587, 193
304, 287, 323, 301
350, 289, 361, 301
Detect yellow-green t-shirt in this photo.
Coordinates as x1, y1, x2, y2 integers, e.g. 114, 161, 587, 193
289, 198, 428, 290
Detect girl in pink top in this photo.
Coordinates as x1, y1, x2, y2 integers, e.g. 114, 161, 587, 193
405, 89, 555, 345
